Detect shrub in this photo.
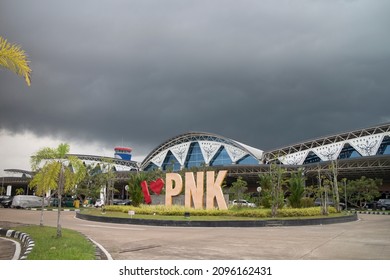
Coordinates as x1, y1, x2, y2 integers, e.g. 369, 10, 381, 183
104, 205, 338, 218
300, 197, 315, 208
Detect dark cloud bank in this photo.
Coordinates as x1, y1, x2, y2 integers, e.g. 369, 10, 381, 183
1, 0, 390, 157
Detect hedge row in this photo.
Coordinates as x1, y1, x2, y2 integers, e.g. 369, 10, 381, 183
104, 205, 337, 218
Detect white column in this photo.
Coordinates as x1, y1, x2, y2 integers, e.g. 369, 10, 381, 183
6, 185, 12, 196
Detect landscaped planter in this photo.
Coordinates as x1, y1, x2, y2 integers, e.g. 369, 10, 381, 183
76, 212, 358, 227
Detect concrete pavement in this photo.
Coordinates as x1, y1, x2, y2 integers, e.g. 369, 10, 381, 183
1, 208, 390, 260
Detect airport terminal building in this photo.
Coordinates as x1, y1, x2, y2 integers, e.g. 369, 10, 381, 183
2, 123, 390, 198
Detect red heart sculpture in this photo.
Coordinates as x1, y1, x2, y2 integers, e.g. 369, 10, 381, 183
149, 178, 164, 195
140, 180, 152, 204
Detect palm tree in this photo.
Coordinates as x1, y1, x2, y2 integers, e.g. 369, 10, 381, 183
0, 36, 31, 86
30, 143, 86, 237
287, 171, 305, 208
15, 188, 25, 195
128, 172, 149, 207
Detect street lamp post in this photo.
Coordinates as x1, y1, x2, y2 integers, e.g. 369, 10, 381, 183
125, 185, 129, 200
257, 186, 262, 207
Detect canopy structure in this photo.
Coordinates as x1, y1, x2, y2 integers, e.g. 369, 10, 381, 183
141, 131, 263, 171
263, 122, 390, 166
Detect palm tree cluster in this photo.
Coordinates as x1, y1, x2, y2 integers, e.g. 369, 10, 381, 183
30, 143, 86, 237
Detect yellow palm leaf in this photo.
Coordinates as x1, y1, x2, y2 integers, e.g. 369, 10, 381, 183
0, 36, 32, 86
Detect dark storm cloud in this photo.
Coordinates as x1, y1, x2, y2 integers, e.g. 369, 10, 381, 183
1, 0, 390, 157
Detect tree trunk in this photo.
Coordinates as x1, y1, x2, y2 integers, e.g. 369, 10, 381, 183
40, 196, 44, 227
56, 165, 64, 238
271, 168, 277, 218
324, 185, 328, 215
318, 167, 327, 215
331, 161, 341, 212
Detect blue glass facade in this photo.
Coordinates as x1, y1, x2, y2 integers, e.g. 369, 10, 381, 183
185, 142, 204, 169
162, 151, 181, 171
382, 145, 390, 155
303, 151, 322, 164
338, 144, 361, 159
302, 145, 364, 164
143, 141, 259, 171
237, 155, 258, 165
378, 136, 390, 155
145, 162, 158, 171
210, 147, 232, 166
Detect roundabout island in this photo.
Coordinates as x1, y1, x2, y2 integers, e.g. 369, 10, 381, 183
75, 208, 358, 227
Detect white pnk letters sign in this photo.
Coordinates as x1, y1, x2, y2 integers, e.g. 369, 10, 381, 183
165, 170, 228, 210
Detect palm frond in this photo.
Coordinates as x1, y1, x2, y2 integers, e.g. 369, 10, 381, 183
57, 143, 70, 157
0, 36, 32, 86
29, 162, 61, 195
30, 147, 59, 170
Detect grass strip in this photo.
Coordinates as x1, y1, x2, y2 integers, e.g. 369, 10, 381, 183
12, 225, 96, 260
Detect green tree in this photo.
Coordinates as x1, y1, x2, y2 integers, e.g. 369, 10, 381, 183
229, 176, 248, 203
340, 176, 381, 208
128, 172, 149, 207
270, 163, 286, 217
99, 158, 117, 205
30, 143, 86, 237
287, 170, 305, 208
324, 160, 341, 212
0, 36, 31, 86
15, 188, 25, 195
29, 163, 55, 226
313, 164, 336, 215
257, 173, 273, 208
258, 163, 286, 216
75, 165, 103, 204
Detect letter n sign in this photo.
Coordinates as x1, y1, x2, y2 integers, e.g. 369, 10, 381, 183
165, 170, 228, 210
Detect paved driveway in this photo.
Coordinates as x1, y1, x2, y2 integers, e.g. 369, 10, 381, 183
0, 209, 389, 260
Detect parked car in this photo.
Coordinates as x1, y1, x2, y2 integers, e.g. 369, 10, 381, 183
94, 199, 104, 207
0, 195, 13, 208
11, 195, 49, 208
314, 198, 345, 210
314, 197, 334, 206
363, 201, 375, 209
231, 199, 256, 207
50, 197, 75, 207
377, 199, 390, 211
113, 199, 132, 205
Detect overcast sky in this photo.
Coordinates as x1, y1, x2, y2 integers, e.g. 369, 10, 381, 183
1, 0, 390, 175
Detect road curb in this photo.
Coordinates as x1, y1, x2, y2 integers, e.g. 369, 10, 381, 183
348, 210, 390, 215
76, 212, 358, 227
29, 208, 80, 212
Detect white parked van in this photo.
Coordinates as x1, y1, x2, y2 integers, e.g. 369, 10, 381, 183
11, 195, 49, 208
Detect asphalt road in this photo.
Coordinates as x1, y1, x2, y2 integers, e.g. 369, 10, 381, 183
1, 208, 390, 260
0, 237, 18, 260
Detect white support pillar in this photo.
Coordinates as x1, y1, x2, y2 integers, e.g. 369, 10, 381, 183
6, 185, 12, 196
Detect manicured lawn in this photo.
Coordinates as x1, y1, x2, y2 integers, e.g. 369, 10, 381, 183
12, 225, 96, 260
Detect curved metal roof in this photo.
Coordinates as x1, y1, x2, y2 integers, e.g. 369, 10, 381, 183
3, 169, 35, 177
141, 131, 263, 169
263, 122, 390, 164
68, 154, 139, 170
